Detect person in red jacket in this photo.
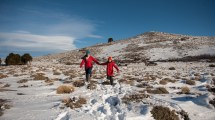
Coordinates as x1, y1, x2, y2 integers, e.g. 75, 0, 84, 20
80, 50, 99, 83
100, 56, 119, 86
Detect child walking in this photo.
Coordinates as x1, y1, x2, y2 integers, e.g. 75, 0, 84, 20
100, 56, 119, 86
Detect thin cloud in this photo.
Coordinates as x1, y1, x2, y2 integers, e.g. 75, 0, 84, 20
0, 32, 76, 52
87, 34, 103, 38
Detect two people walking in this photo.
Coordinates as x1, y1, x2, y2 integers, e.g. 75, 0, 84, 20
80, 50, 119, 86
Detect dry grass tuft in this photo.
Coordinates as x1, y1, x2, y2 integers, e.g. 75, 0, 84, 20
185, 80, 196, 85
32, 73, 48, 80
209, 64, 215, 67
121, 93, 149, 104
63, 96, 87, 109
0, 74, 8, 79
147, 87, 169, 94
2, 83, 10, 88
151, 106, 179, 120
18, 85, 28, 88
73, 80, 85, 87
87, 83, 97, 90
118, 79, 134, 86
56, 85, 75, 94
17, 79, 28, 83
169, 67, 176, 70
180, 86, 190, 94
0, 99, 11, 116
159, 80, 168, 85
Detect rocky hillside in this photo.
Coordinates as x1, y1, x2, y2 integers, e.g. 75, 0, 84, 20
34, 31, 215, 64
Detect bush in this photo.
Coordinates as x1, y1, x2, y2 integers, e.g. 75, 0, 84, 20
87, 83, 97, 90
73, 80, 85, 87
209, 64, 215, 67
5, 53, 21, 65
0, 73, 8, 79
151, 106, 179, 120
147, 87, 169, 94
63, 97, 87, 109
185, 80, 195, 85
56, 85, 75, 94
181, 86, 190, 94
159, 80, 167, 85
169, 67, 176, 70
5, 53, 32, 65
209, 98, 215, 108
17, 79, 28, 83
32, 73, 48, 80
108, 38, 113, 43
21, 53, 32, 65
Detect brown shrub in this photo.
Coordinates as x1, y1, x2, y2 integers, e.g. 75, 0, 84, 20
45, 79, 55, 83
73, 80, 85, 87
151, 106, 179, 120
159, 80, 167, 85
3, 83, 10, 88
209, 64, 215, 67
121, 93, 149, 104
0, 74, 8, 79
169, 67, 176, 70
56, 85, 75, 94
147, 87, 169, 94
181, 86, 190, 94
64, 97, 87, 109
53, 71, 61, 75
136, 82, 149, 88
185, 80, 195, 85
209, 98, 215, 108
17, 79, 28, 83
119, 79, 134, 85
102, 81, 110, 85
32, 73, 48, 80
87, 83, 97, 90
18, 85, 28, 88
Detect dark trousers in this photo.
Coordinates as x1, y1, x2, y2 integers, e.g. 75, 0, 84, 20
107, 76, 113, 85
85, 67, 92, 82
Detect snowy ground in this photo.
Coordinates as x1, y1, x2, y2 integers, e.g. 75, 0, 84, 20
0, 61, 215, 120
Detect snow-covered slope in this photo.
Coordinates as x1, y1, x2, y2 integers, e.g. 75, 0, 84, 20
1, 32, 215, 120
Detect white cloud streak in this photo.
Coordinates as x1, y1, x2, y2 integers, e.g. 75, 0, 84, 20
0, 32, 76, 52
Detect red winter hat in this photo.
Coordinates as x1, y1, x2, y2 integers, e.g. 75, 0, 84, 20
108, 56, 112, 61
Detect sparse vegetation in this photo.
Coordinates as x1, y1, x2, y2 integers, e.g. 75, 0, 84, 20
73, 80, 85, 87
209, 64, 215, 67
209, 98, 215, 108
17, 79, 28, 83
63, 97, 87, 109
32, 73, 48, 80
169, 67, 176, 70
147, 87, 169, 94
180, 86, 190, 94
87, 83, 97, 90
185, 80, 196, 85
151, 106, 179, 120
56, 85, 75, 94
0, 73, 8, 79
0, 99, 11, 116
122, 93, 149, 104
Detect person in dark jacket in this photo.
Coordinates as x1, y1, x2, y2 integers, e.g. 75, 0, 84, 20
80, 50, 100, 83
100, 56, 119, 86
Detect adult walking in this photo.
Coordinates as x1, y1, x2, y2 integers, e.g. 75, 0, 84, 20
80, 50, 100, 84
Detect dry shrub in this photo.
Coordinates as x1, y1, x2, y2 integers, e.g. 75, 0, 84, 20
0, 99, 11, 116
209, 98, 215, 108
163, 78, 176, 83
87, 83, 97, 90
45, 79, 55, 83
73, 80, 85, 87
0, 74, 8, 79
56, 85, 75, 94
63, 97, 87, 109
121, 93, 149, 104
2, 83, 10, 88
169, 67, 176, 70
147, 87, 169, 94
159, 80, 167, 85
53, 71, 61, 75
185, 80, 195, 85
151, 106, 179, 120
18, 85, 28, 88
32, 73, 48, 80
209, 64, 215, 67
136, 82, 149, 88
17, 93, 25, 95
102, 81, 110, 85
17, 79, 28, 83
181, 86, 190, 94
118, 79, 134, 85
208, 87, 215, 93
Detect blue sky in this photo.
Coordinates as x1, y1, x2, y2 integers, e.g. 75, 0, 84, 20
0, 0, 214, 58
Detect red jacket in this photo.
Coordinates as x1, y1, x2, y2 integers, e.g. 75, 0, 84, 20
80, 56, 99, 69
101, 61, 119, 76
